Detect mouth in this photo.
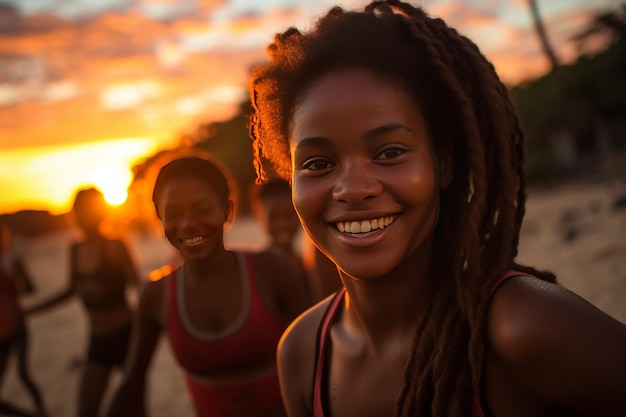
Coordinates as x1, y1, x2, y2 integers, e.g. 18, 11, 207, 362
180, 236, 205, 245
336, 215, 396, 235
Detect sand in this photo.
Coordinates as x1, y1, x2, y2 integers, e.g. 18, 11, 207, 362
2, 176, 625, 417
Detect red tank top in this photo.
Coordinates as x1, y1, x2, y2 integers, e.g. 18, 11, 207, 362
313, 271, 529, 417
166, 252, 286, 417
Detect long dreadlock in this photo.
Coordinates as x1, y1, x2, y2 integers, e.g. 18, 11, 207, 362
248, 1, 556, 415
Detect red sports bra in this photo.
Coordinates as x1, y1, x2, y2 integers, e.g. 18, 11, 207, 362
166, 252, 286, 417
313, 270, 530, 417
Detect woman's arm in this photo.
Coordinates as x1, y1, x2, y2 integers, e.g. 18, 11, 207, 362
25, 285, 74, 314
112, 239, 143, 288
486, 275, 626, 416
103, 278, 165, 417
24, 245, 76, 314
12, 257, 36, 295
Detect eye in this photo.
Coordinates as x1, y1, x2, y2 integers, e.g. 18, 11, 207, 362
302, 158, 334, 171
163, 209, 181, 222
376, 146, 406, 160
195, 204, 215, 215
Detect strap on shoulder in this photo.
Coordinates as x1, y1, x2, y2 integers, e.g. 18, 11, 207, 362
490, 270, 531, 297
313, 287, 346, 417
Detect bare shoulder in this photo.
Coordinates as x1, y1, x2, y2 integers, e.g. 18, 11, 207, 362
486, 274, 626, 415
280, 293, 333, 357
138, 277, 166, 323
488, 275, 625, 358
278, 295, 336, 417
248, 249, 293, 296
250, 249, 311, 320
251, 248, 293, 273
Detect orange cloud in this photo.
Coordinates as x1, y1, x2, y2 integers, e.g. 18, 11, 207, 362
0, 0, 617, 215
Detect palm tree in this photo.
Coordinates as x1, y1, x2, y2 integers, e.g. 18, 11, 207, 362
528, 0, 560, 71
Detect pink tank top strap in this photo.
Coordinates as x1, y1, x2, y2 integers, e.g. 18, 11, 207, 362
472, 269, 532, 417
313, 287, 346, 417
313, 272, 531, 417
489, 270, 531, 297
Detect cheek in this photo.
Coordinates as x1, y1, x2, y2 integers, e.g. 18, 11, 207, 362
291, 178, 316, 223
161, 219, 177, 238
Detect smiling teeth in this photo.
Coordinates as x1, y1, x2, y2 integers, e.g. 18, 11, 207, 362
337, 216, 395, 234
181, 236, 204, 244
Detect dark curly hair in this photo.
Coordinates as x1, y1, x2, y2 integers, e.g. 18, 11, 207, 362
249, 1, 556, 416
151, 157, 233, 219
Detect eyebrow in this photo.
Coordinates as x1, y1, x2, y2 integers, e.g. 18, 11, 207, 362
364, 123, 414, 140
295, 123, 414, 150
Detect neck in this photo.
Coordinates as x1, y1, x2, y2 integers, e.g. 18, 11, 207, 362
83, 231, 104, 242
183, 248, 236, 280
341, 247, 434, 347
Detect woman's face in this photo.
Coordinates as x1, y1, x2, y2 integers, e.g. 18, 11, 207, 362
260, 193, 301, 251
289, 68, 448, 280
74, 194, 106, 233
156, 175, 232, 261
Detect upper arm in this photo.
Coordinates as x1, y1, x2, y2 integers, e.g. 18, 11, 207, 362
12, 258, 35, 294
487, 275, 626, 416
112, 240, 141, 286
122, 279, 164, 379
255, 250, 312, 323
104, 279, 164, 417
277, 302, 327, 417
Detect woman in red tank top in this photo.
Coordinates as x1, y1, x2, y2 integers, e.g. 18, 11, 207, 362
104, 155, 311, 417
248, 2, 626, 416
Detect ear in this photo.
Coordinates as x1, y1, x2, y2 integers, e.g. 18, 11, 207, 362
437, 145, 453, 189
225, 199, 235, 225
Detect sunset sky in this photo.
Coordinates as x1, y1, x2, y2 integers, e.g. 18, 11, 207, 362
0, 0, 619, 215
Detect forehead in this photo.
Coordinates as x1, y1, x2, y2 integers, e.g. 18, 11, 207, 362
290, 68, 428, 152
158, 176, 220, 202
291, 69, 420, 133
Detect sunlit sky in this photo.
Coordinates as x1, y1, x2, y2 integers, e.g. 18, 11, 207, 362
0, 0, 619, 214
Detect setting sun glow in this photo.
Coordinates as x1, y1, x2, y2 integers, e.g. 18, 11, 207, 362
0, 138, 158, 215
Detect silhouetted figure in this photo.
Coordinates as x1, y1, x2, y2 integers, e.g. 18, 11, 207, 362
0, 223, 48, 417
28, 188, 141, 417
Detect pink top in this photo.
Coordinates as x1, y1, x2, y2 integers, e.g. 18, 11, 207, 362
166, 252, 286, 417
313, 270, 530, 417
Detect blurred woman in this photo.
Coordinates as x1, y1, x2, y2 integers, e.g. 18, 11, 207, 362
28, 188, 141, 417
0, 222, 48, 417
104, 156, 310, 417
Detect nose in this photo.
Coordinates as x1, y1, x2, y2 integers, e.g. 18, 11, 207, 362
179, 210, 199, 230
332, 159, 382, 204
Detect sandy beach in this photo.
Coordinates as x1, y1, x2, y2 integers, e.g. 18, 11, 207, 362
3, 174, 625, 417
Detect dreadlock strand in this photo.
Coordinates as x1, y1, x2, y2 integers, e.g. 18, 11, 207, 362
430, 297, 469, 416
396, 297, 439, 417
401, 11, 491, 313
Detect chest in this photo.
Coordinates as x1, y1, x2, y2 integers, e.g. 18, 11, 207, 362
71, 243, 125, 295
181, 272, 244, 333
325, 335, 407, 417
167, 267, 284, 377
